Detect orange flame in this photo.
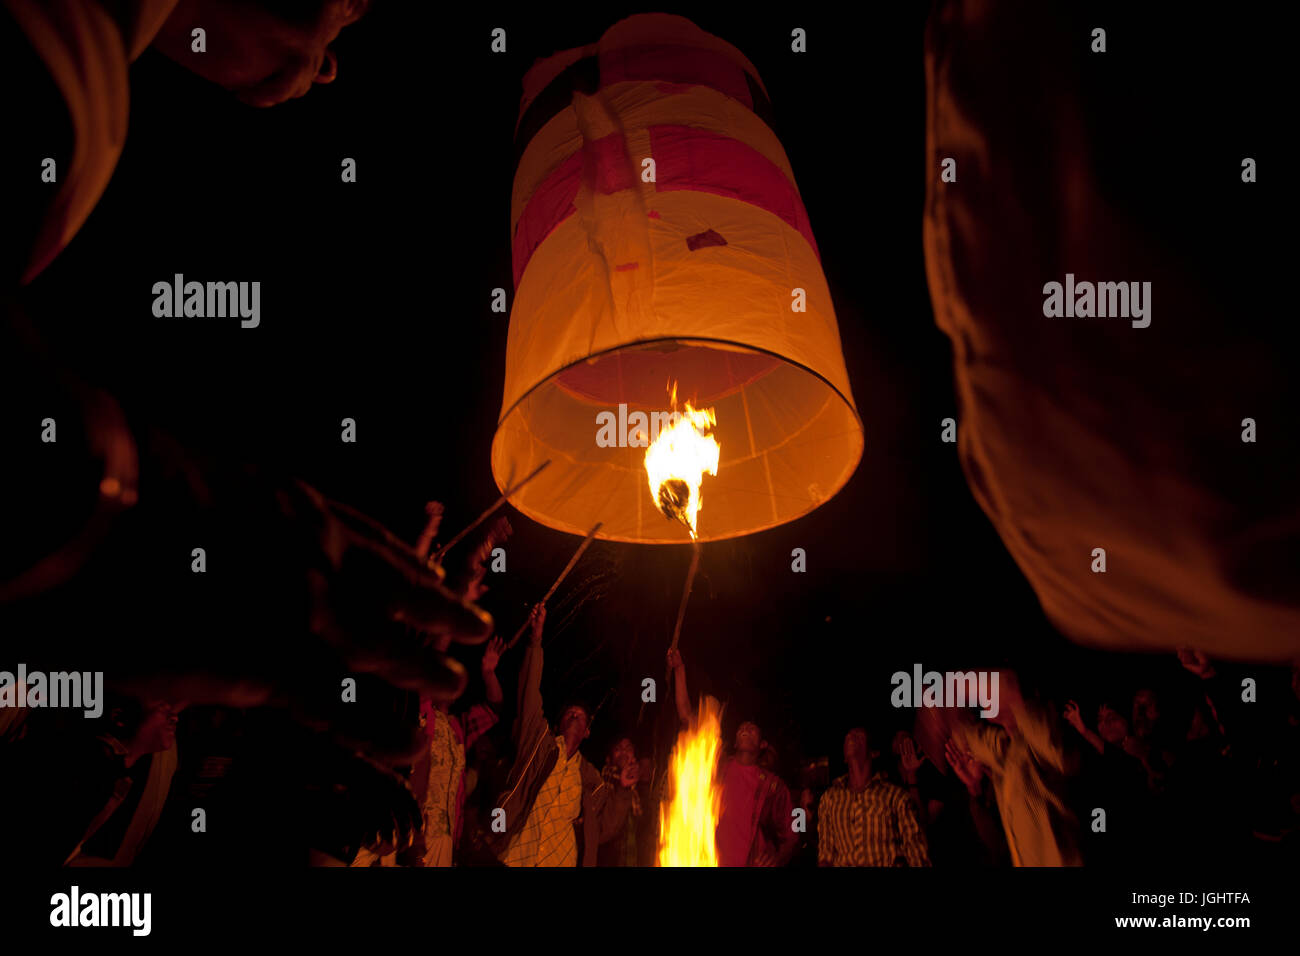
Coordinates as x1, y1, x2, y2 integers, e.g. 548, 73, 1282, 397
658, 695, 723, 866
643, 385, 720, 539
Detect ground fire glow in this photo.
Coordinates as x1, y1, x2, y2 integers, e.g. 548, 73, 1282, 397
643, 388, 720, 539
657, 696, 723, 867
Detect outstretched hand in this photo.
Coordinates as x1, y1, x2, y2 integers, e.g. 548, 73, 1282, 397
529, 603, 547, 644
100, 476, 494, 762
945, 737, 983, 795
619, 760, 640, 789
898, 735, 926, 781
481, 636, 504, 673
1063, 699, 1085, 731
1176, 647, 1215, 679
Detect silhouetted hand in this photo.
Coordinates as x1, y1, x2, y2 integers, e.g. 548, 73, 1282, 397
898, 735, 926, 783
107, 477, 494, 731
1176, 647, 1216, 680
481, 636, 504, 674
528, 603, 547, 645
945, 738, 983, 795
301, 748, 423, 864
1063, 700, 1085, 732
619, 759, 640, 789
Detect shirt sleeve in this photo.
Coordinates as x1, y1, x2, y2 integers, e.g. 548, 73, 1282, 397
513, 642, 544, 741
895, 789, 931, 867
816, 789, 835, 865
1015, 700, 1066, 773
598, 786, 635, 846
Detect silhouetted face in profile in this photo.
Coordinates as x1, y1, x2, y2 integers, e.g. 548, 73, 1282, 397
135, 700, 186, 752
154, 0, 371, 107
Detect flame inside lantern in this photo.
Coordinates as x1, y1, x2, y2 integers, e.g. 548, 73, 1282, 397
658, 695, 723, 867
643, 387, 720, 539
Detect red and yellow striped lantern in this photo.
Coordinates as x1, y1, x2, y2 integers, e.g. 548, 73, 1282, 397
492, 13, 862, 543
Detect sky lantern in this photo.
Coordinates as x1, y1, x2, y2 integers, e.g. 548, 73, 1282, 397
492, 13, 863, 544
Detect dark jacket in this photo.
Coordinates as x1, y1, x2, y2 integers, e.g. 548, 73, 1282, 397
488, 640, 616, 865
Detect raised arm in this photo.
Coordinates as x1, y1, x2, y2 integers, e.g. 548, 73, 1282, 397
667, 647, 691, 729
897, 735, 930, 822
895, 788, 932, 867
1014, 698, 1067, 773
598, 765, 639, 846
480, 636, 504, 706
1177, 648, 1232, 740
514, 605, 546, 734
1063, 700, 1105, 755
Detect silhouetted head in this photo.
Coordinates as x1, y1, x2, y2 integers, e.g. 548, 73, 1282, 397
1132, 688, 1160, 739
844, 727, 875, 763
608, 736, 635, 768
734, 721, 761, 755
110, 697, 186, 754
1097, 702, 1128, 745
559, 702, 591, 743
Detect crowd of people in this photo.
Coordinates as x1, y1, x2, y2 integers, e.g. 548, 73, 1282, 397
586, 646, 1297, 869
9, 537, 1294, 870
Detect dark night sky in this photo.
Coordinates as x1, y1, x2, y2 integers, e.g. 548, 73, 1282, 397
17, 3, 1277, 773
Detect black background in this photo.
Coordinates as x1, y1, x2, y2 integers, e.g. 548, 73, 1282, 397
12, 1, 1290, 778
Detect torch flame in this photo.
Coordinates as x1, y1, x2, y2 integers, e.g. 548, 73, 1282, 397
658, 695, 723, 867
643, 386, 720, 539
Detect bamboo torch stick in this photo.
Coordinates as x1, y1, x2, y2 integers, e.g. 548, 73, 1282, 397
638, 539, 701, 729
429, 459, 551, 566
668, 540, 701, 651
505, 521, 603, 650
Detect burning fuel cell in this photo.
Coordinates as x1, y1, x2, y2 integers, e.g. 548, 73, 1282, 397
644, 398, 719, 539
490, 12, 862, 543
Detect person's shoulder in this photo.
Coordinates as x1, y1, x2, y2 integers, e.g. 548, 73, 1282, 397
872, 775, 909, 799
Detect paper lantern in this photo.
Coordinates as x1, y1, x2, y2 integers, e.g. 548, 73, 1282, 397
492, 13, 862, 543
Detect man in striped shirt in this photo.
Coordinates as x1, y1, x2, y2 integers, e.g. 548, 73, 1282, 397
817, 728, 931, 867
